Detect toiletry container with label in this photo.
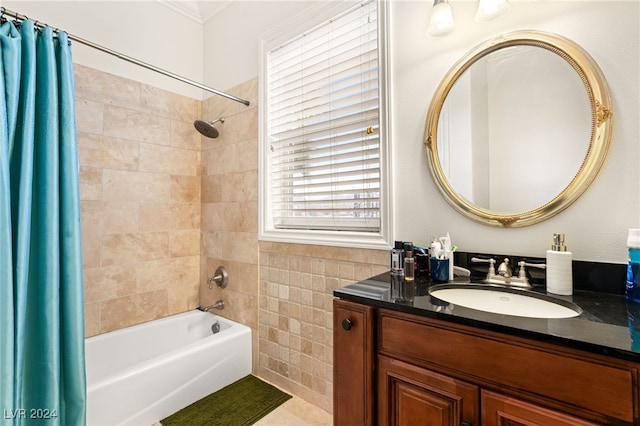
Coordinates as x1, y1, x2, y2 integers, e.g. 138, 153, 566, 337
546, 233, 573, 295
626, 229, 640, 303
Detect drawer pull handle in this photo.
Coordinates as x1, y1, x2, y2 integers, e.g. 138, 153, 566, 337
341, 318, 353, 331
460, 421, 472, 426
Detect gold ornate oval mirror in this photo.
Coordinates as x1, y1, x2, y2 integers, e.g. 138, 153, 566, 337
424, 31, 612, 227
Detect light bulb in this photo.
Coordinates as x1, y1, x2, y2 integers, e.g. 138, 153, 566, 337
427, 0, 455, 37
475, 0, 511, 23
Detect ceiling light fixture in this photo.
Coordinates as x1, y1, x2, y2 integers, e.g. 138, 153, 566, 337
427, 0, 511, 37
475, 0, 511, 23
427, 0, 455, 37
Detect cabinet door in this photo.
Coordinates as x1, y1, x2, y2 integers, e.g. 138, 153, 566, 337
481, 390, 600, 426
333, 299, 375, 426
378, 355, 479, 426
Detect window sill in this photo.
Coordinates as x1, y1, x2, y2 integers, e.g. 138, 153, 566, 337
259, 228, 391, 250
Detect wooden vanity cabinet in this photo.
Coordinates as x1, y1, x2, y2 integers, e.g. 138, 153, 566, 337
333, 299, 375, 425
333, 299, 640, 425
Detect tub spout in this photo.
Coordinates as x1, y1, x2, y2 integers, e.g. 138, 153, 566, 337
203, 300, 225, 312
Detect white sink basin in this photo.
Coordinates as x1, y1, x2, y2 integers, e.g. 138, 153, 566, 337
428, 284, 582, 319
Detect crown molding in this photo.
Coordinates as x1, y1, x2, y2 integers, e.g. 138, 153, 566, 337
155, 0, 231, 24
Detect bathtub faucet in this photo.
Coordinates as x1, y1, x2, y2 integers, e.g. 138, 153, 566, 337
203, 300, 225, 312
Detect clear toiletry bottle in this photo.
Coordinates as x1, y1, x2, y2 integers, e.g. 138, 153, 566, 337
626, 229, 640, 303
404, 250, 415, 282
546, 233, 573, 296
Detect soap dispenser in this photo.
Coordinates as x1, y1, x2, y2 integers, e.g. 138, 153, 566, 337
546, 233, 573, 295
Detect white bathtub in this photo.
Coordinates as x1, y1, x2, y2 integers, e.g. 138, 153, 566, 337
85, 310, 252, 426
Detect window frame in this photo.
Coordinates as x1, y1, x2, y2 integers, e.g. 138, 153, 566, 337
258, 0, 392, 250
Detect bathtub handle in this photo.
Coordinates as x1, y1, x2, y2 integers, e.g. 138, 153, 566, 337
208, 266, 229, 289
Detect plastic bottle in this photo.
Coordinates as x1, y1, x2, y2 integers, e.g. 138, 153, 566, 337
626, 229, 640, 303
546, 233, 573, 295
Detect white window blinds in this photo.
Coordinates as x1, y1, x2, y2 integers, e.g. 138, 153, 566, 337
265, 0, 380, 232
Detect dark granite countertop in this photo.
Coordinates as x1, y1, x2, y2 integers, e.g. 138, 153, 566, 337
334, 271, 640, 363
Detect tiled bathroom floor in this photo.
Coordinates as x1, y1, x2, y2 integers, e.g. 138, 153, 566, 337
254, 396, 332, 425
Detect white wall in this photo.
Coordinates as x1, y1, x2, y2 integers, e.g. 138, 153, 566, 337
202, 1, 311, 92
3, 0, 205, 99
390, 1, 639, 262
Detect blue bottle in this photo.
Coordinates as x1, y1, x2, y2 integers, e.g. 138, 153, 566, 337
626, 229, 640, 303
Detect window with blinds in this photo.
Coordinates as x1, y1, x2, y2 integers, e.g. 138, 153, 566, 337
263, 0, 382, 235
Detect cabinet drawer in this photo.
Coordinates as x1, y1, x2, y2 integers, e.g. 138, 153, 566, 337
378, 309, 636, 423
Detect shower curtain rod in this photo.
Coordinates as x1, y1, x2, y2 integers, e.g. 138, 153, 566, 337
0, 7, 251, 106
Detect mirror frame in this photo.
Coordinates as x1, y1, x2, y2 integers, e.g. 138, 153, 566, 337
424, 30, 613, 227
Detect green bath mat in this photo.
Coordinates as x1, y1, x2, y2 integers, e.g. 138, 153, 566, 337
161, 375, 292, 426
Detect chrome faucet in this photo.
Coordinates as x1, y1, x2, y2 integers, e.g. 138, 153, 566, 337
472, 257, 545, 289
202, 300, 225, 312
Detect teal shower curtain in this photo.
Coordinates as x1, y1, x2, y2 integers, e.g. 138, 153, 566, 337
0, 20, 86, 425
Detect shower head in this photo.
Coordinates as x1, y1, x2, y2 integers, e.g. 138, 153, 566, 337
194, 117, 225, 138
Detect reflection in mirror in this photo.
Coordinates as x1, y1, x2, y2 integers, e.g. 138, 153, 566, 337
438, 45, 592, 213
425, 31, 612, 227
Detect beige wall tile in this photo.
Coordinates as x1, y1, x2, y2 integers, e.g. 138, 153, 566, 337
257, 241, 387, 414
137, 256, 199, 293
102, 169, 171, 201
135, 290, 169, 323
167, 281, 199, 314
75, 99, 103, 134
103, 105, 171, 145
201, 230, 223, 260
201, 175, 223, 203
169, 230, 200, 257
223, 231, 259, 264
81, 233, 101, 269
99, 295, 139, 333
77, 133, 140, 171
138, 202, 200, 232
74, 64, 141, 110
141, 84, 199, 121
171, 175, 200, 203
101, 232, 169, 266
139, 143, 198, 176
84, 302, 101, 338
171, 120, 201, 151
84, 264, 137, 303
202, 202, 240, 232
238, 201, 258, 233
220, 170, 258, 202
224, 107, 258, 144
80, 167, 102, 201
77, 66, 201, 338
102, 201, 139, 235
